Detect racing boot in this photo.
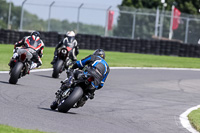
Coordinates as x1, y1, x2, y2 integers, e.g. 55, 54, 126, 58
30, 63, 37, 70
74, 92, 94, 108
50, 101, 58, 110
87, 87, 95, 99
75, 95, 88, 108
51, 56, 57, 65
8, 53, 18, 66
87, 92, 95, 99
8, 58, 14, 66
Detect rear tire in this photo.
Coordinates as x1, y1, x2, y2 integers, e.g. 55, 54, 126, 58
52, 59, 64, 78
9, 62, 23, 84
58, 86, 83, 113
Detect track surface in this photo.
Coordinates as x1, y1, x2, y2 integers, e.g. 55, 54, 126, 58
0, 69, 200, 133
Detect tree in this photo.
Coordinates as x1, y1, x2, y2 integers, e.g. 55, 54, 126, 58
120, 0, 200, 15
0, 0, 10, 29
114, 0, 200, 42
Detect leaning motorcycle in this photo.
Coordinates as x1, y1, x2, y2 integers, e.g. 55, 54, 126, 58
50, 69, 94, 113
9, 48, 34, 84
52, 44, 73, 78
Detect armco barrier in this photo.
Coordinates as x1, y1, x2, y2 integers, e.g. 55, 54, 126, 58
0, 29, 200, 58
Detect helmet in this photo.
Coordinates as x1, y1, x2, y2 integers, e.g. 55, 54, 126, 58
65, 31, 75, 43
31, 31, 40, 38
93, 49, 105, 59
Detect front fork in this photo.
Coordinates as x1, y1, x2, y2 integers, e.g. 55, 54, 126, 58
55, 88, 71, 104
65, 58, 72, 70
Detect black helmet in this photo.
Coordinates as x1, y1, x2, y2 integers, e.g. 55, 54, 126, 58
93, 49, 105, 59
31, 31, 40, 38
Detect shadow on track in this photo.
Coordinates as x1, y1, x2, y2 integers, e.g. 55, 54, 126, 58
34, 74, 53, 79
0, 80, 25, 86
38, 107, 77, 114
0, 80, 10, 85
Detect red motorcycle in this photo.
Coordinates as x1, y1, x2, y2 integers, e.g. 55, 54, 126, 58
9, 48, 34, 84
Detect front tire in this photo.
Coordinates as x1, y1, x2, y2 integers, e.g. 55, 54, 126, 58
58, 86, 83, 113
9, 62, 23, 84
52, 59, 64, 78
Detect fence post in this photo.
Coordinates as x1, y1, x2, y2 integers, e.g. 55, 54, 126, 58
159, 3, 167, 38
48, 1, 55, 31
76, 3, 84, 33
159, 6, 165, 38
155, 7, 159, 37
7, 0, 12, 29
184, 18, 190, 43
104, 6, 112, 36
169, 5, 175, 39
132, 11, 136, 39
19, 0, 27, 31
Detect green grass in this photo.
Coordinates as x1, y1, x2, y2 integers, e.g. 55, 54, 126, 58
188, 108, 200, 132
0, 124, 47, 133
1, 44, 200, 71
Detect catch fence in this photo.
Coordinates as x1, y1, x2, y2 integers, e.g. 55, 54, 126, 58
2, 0, 200, 44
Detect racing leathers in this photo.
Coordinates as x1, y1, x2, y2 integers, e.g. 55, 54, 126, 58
11, 35, 44, 69
51, 37, 79, 64
60, 54, 109, 107
72, 54, 110, 93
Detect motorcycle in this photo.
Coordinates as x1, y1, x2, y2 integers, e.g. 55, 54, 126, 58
50, 69, 94, 113
9, 48, 34, 84
52, 44, 73, 78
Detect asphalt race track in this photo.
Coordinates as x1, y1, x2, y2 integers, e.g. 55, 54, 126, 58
0, 69, 200, 133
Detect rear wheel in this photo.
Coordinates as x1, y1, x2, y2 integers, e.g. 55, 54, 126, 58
58, 86, 83, 113
9, 62, 23, 84
52, 59, 64, 78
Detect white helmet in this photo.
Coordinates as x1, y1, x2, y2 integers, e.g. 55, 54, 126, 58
65, 31, 75, 43
66, 31, 75, 37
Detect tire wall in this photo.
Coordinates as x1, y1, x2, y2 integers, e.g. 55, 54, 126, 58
1, 29, 200, 58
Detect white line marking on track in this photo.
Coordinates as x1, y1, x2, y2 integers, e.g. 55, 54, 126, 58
111, 67, 200, 71
0, 68, 53, 74
1, 67, 200, 73
180, 105, 200, 133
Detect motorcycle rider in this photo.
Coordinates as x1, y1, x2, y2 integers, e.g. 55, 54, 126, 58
9, 31, 44, 70
64, 49, 110, 107
51, 31, 79, 64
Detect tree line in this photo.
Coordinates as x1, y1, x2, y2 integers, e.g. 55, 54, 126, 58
0, 0, 105, 35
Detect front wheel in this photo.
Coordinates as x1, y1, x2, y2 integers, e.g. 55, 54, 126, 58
58, 86, 83, 113
52, 59, 64, 78
9, 62, 23, 84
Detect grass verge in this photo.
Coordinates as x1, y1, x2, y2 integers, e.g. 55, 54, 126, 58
188, 108, 200, 132
1, 44, 200, 71
0, 124, 46, 133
